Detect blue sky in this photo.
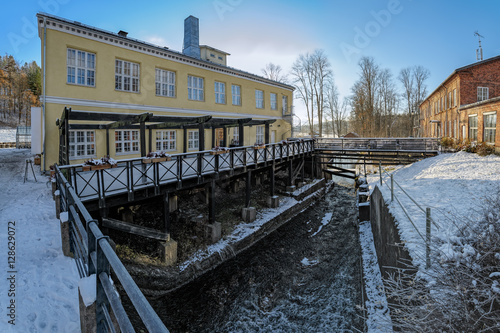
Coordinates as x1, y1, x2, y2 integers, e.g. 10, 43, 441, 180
2, 0, 500, 119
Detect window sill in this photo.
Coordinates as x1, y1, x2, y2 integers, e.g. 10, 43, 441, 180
67, 82, 95, 88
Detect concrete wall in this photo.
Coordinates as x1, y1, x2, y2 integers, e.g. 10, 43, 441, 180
369, 186, 414, 280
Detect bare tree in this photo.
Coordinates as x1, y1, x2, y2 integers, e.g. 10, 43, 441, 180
262, 63, 288, 83
399, 66, 429, 136
291, 53, 315, 135
326, 79, 349, 137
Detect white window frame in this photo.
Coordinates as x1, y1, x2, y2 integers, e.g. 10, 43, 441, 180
468, 115, 478, 142
156, 130, 176, 151
270, 93, 277, 110
477, 87, 489, 102
232, 84, 241, 106
188, 75, 204, 101
115, 59, 140, 93
69, 130, 95, 159
115, 130, 140, 155
282, 95, 288, 114
67, 48, 95, 87
484, 112, 497, 144
188, 130, 199, 150
255, 89, 264, 109
214, 81, 226, 104
233, 127, 239, 145
155, 68, 175, 97
256, 126, 264, 145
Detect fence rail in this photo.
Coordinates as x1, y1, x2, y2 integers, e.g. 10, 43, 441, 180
316, 137, 440, 152
55, 165, 169, 332
59, 140, 314, 203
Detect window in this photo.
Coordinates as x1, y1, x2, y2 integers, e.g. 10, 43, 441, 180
188, 75, 204, 101
453, 89, 457, 107
484, 112, 497, 144
214, 82, 226, 104
256, 126, 264, 145
255, 90, 264, 109
478, 87, 489, 102
468, 115, 478, 142
282, 95, 288, 114
233, 127, 239, 145
115, 130, 139, 154
115, 60, 140, 92
188, 130, 199, 150
232, 85, 241, 106
270, 93, 277, 110
69, 130, 95, 159
67, 48, 95, 86
155, 69, 175, 97
156, 130, 176, 151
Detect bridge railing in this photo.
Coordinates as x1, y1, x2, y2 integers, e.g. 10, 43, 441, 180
315, 137, 440, 152
59, 140, 314, 202
55, 164, 169, 332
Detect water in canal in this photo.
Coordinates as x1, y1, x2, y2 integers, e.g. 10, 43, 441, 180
146, 180, 363, 332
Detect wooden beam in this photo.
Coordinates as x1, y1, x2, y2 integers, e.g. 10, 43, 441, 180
105, 113, 151, 130
101, 218, 169, 241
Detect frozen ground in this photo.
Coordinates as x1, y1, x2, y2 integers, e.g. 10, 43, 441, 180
0, 149, 80, 332
0, 128, 16, 143
367, 151, 500, 274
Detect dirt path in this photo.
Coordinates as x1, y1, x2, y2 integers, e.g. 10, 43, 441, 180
151, 183, 364, 332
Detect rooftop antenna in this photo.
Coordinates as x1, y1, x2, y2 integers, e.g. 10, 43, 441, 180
475, 31, 484, 61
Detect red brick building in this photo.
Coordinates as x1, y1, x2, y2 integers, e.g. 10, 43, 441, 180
419, 56, 500, 153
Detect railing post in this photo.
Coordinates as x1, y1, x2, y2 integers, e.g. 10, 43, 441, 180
426, 207, 431, 269
95, 236, 111, 332
391, 174, 394, 202
379, 161, 382, 186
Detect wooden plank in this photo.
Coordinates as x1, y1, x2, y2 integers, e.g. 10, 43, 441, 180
101, 218, 168, 241
323, 169, 357, 179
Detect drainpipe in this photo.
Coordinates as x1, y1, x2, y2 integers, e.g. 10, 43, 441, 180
42, 17, 47, 173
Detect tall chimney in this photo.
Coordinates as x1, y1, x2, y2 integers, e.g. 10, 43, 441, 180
183, 16, 201, 59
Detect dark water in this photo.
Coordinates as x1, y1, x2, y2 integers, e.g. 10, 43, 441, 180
149, 183, 364, 333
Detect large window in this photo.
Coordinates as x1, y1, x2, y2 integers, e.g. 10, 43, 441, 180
155, 69, 175, 97
478, 87, 489, 102
282, 95, 288, 114
468, 115, 478, 142
69, 130, 95, 159
256, 126, 264, 145
270, 93, 277, 110
115, 130, 139, 154
115, 60, 140, 92
188, 130, 199, 150
156, 130, 176, 151
453, 89, 457, 107
233, 127, 239, 145
67, 48, 95, 86
215, 81, 226, 104
232, 85, 241, 106
484, 112, 497, 144
255, 90, 264, 109
188, 75, 204, 101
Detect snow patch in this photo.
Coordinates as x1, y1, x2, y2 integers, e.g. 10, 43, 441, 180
310, 212, 332, 237
79, 274, 97, 307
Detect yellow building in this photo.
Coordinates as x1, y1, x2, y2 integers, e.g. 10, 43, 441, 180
36, 13, 294, 172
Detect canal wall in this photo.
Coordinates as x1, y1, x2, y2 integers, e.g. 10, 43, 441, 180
369, 186, 414, 280
128, 178, 329, 296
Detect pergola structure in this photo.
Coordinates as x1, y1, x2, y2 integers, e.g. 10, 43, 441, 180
56, 107, 275, 165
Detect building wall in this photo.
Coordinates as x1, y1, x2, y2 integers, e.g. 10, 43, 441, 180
458, 60, 500, 106
38, 15, 293, 168
461, 100, 500, 152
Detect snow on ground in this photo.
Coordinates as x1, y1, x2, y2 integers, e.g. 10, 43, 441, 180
0, 129, 16, 143
367, 151, 500, 274
0, 149, 80, 332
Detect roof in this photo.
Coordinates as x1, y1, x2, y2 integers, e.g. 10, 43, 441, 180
36, 12, 294, 91
420, 55, 500, 107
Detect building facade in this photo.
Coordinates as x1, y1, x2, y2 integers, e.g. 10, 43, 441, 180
36, 14, 294, 171
419, 56, 500, 152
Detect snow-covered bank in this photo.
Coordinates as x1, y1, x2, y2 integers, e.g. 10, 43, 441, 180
0, 149, 80, 332
368, 151, 500, 272
0, 129, 16, 143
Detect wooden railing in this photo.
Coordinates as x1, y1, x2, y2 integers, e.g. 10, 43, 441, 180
59, 140, 315, 203
315, 137, 440, 153
55, 165, 169, 332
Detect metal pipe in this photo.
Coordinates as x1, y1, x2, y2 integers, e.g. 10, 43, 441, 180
42, 17, 47, 173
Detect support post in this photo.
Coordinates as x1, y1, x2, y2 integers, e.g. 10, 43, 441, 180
163, 193, 170, 235
426, 207, 431, 269
245, 170, 252, 208
391, 174, 394, 202
239, 122, 244, 147
106, 128, 110, 157
209, 180, 216, 224
199, 123, 205, 152
140, 120, 146, 157
183, 127, 187, 153
379, 161, 382, 186
211, 127, 216, 148
148, 127, 152, 153
223, 127, 227, 147
265, 123, 270, 144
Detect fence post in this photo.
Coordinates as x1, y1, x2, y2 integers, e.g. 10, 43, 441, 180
426, 207, 431, 269
379, 161, 382, 186
391, 174, 394, 202
95, 236, 111, 332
